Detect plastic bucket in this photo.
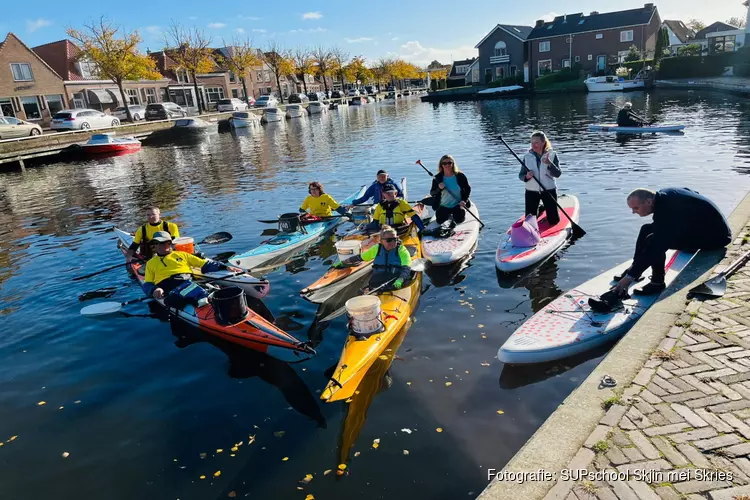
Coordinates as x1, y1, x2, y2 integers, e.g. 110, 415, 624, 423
345, 295, 382, 334
335, 240, 362, 260
210, 286, 249, 325
173, 237, 195, 254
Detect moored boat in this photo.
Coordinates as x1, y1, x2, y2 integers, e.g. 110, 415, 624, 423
173, 117, 210, 130
285, 104, 306, 119
229, 111, 260, 128
81, 133, 141, 155
308, 101, 328, 114
584, 75, 645, 92
261, 107, 283, 123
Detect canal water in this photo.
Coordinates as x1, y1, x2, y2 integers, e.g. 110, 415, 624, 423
1, 90, 750, 500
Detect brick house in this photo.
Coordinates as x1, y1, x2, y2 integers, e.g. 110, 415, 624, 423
33, 39, 170, 115
473, 24, 532, 84
526, 3, 662, 79
447, 57, 476, 88
0, 33, 67, 126
661, 20, 695, 54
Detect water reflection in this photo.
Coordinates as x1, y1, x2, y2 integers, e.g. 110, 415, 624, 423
496, 254, 564, 313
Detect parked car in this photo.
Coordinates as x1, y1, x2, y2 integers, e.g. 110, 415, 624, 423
253, 95, 279, 108
347, 88, 360, 97
145, 102, 187, 121
51, 109, 120, 131
217, 98, 249, 112
365, 86, 377, 95
330, 90, 345, 99
0, 116, 42, 139
113, 105, 146, 122
287, 93, 310, 104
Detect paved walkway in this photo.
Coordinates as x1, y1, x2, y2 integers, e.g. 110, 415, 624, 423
543, 223, 750, 500
656, 77, 750, 95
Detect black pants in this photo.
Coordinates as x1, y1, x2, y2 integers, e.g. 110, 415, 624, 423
436, 205, 466, 225
525, 189, 559, 226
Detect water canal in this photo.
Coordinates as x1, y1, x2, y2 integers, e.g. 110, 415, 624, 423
1, 90, 750, 499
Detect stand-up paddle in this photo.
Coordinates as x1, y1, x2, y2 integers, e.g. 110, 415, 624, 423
414, 159, 485, 228
689, 248, 750, 299
497, 135, 586, 238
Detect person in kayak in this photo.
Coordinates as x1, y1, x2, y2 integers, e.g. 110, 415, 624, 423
519, 131, 562, 226
617, 102, 646, 127
141, 231, 243, 308
126, 206, 180, 262
589, 187, 731, 312
364, 183, 425, 234
347, 170, 403, 207
332, 225, 412, 290
299, 181, 350, 217
416, 154, 472, 228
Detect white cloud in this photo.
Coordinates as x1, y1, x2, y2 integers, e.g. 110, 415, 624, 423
398, 40, 476, 66
208, 22, 226, 29
538, 12, 558, 22
391, 37, 399, 41
26, 18, 51, 32
236, 28, 245, 33
290, 27, 327, 34
252, 29, 267, 33
302, 11, 323, 20
238, 15, 261, 20
345, 37, 373, 43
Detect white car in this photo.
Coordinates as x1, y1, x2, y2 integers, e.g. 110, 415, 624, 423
254, 95, 279, 108
217, 98, 249, 112
51, 109, 120, 131
347, 89, 360, 97
113, 105, 146, 121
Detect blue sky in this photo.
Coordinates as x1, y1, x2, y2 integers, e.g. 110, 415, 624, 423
2, 0, 746, 66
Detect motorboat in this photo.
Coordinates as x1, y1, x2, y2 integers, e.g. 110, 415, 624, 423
285, 104, 306, 119
173, 117, 211, 130
229, 111, 261, 128
584, 74, 645, 92
81, 133, 141, 155
308, 101, 328, 114
261, 107, 283, 123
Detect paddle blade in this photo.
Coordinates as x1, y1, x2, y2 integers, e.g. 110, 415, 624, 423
572, 223, 587, 239
409, 258, 432, 272
689, 277, 727, 299
199, 232, 233, 245
212, 251, 236, 262
80, 302, 123, 316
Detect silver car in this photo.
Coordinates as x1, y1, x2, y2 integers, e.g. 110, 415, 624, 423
51, 109, 120, 131
0, 116, 42, 139
113, 105, 146, 121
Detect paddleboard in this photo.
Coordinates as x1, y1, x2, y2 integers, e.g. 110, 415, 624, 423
497, 249, 697, 364
588, 123, 685, 133
496, 194, 580, 273
422, 203, 481, 265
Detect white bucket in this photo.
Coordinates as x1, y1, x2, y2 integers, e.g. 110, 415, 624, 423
345, 295, 383, 334
335, 239, 362, 260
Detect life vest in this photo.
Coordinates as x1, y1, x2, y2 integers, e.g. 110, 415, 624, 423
374, 199, 414, 226
139, 221, 172, 259
372, 241, 410, 276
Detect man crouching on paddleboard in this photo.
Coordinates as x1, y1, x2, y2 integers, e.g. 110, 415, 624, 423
589, 188, 731, 313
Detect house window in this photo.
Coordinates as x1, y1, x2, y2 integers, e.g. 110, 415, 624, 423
588, 54, 593, 61
562, 59, 571, 68
256, 71, 262, 82
45, 94, 64, 115
596, 34, 603, 40
710, 35, 737, 54
205, 87, 224, 102
232, 88, 239, 98
0, 97, 15, 117
21, 96, 41, 120
618, 50, 629, 63
494, 41, 507, 57
538, 59, 552, 75
176, 69, 190, 83
72, 92, 85, 108
510, 65, 517, 76
229, 71, 236, 83
620, 30, 634, 43
264, 71, 271, 82
484, 68, 492, 83
145, 88, 157, 103
126, 88, 139, 105
574, 56, 581, 62
77, 60, 98, 79
10, 63, 33, 82
472, 68, 479, 82
539, 41, 551, 52
495, 66, 505, 79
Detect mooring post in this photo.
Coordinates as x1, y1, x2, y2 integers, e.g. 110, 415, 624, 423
17, 158, 25, 171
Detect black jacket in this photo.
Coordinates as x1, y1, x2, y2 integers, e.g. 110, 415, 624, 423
426, 171, 471, 210
617, 109, 644, 127
629, 187, 732, 278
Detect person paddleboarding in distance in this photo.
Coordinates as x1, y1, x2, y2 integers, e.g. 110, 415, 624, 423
519, 131, 562, 227
589, 187, 732, 313
347, 169, 403, 208
417, 154, 472, 230
617, 102, 648, 128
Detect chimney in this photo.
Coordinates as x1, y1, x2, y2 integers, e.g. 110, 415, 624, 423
535, 19, 544, 27
590, 11, 599, 15
644, 3, 654, 9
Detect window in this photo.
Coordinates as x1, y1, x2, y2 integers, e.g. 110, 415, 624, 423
21, 96, 41, 120
484, 68, 492, 84
578, 19, 585, 25
596, 33, 603, 40
10, 63, 33, 81
72, 92, 85, 108
574, 56, 580, 62
229, 71, 236, 83
620, 30, 634, 42
45, 94, 64, 115
77, 60, 98, 78
264, 71, 271, 82
539, 41, 551, 52
618, 50, 629, 63
472, 68, 479, 83
537, 59, 552, 75
562, 59, 571, 68
256, 71, 262, 82
510, 65, 517, 75
205, 87, 225, 102
176, 69, 190, 83
126, 88, 139, 105
494, 41, 507, 57
0, 97, 15, 117
232, 88, 239, 98
710, 35, 737, 54
495, 66, 504, 78
588, 54, 593, 61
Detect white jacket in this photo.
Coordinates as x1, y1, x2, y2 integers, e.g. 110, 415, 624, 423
519, 150, 561, 192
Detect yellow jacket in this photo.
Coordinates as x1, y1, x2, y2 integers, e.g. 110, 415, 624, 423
144, 251, 206, 287
133, 221, 180, 245
372, 199, 416, 226
300, 194, 339, 217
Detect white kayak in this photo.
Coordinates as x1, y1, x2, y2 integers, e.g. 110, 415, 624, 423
497, 249, 697, 364
588, 123, 685, 133
422, 203, 481, 265
496, 194, 580, 273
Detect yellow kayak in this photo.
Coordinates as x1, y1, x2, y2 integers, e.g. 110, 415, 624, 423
321, 226, 422, 402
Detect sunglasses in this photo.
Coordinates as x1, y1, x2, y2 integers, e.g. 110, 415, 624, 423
441, 161, 453, 165
382, 237, 397, 243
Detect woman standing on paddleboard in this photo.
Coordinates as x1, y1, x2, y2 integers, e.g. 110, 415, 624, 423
519, 131, 562, 226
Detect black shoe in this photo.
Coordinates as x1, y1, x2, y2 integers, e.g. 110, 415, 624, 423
588, 289, 629, 313
633, 281, 666, 296
613, 269, 644, 283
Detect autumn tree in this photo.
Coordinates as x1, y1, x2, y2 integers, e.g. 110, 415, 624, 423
330, 47, 350, 88
391, 59, 420, 89
291, 47, 314, 94
67, 18, 162, 122
686, 19, 706, 33
263, 41, 294, 104
345, 56, 373, 87
311, 46, 333, 93
164, 23, 214, 113
218, 37, 261, 103
372, 57, 394, 88
727, 16, 747, 29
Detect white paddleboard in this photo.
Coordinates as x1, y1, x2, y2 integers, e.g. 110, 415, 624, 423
588, 123, 685, 133
422, 203, 481, 265
497, 249, 697, 364
496, 194, 580, 273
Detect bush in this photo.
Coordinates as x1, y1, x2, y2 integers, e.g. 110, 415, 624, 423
677, 44, 703, 57
535, 64, 582, 86
610, 59, 653, 76
659, 53, 735, 78
487, 72, 524, 88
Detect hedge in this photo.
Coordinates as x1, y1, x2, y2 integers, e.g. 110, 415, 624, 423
609, 59, 654, 76
488, 73, 525, 88
659, 52, 736, 78
534, 66, 583, 89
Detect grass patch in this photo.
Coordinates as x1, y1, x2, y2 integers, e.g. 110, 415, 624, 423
652, 349, 678, 361
575, 480, 598, 495
602, 395, 622, 410
592, 440, 609, 453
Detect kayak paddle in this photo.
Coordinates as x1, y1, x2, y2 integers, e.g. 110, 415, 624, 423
497, 135, 586, 239
414, 159, 485, 229
688, 248, 750, 299
72, 260, 141, 281
197, 232, 233, 245
257, 215, 352, 224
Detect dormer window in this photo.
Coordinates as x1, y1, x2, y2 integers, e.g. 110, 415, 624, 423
77, 59, 99, 79
176, 69, 190, 83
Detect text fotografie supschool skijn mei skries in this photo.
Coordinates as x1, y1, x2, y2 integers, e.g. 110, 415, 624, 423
486, 468, 734, 484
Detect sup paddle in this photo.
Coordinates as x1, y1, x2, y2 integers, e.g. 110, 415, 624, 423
497, 135, 586, 238
688, 249, 750, 299
414, 160, 485, 229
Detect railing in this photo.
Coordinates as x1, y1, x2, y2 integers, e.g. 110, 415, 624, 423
490, 55, 510, 64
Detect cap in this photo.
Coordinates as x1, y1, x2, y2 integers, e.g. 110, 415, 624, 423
152, 231, 173, 242
383, 182, 398, 193
376, 169, 388, 175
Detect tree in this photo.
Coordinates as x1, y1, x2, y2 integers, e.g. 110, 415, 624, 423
390, 59, 420, 89
678, 43, 702, 57
654, 27, 669, 61
371, 57, 394, 87
727, 16, 747, 29
67, 19, 162, 122
291, 48, 314, 94
686, 19, 706, 33
344, 56, 373, 86
330, 47, 350, 88
164, 23, 215, 113
263, 41, 294, 103
311, 46, 333, 93
625, 45, 641, 62
217, 37, 261, 103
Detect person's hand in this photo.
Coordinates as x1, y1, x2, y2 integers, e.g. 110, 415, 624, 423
438, 182, 445, 190
227, 266, 243, 273
459, 201, 466, 209
525, 171, 534, 180
542, 153, 551, 165
393, 279, 404, 290
153, 288, 165, 300
612, 276, 634, 296
415, 202, 424, 210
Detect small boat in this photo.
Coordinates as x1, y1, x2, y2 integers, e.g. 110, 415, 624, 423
496, 195, 580, 273
350, 96, 368, 106
497, 250, 697, 365
584, 75, 645, 92
422, 202, 481, 265
229, 111, 260, 128
261, 107, 283, 123
81, 133, 141, 155
285, 104, 306, 119
308, 101, 328, 114
588, 123, 685, 133
173, 117, 210, 129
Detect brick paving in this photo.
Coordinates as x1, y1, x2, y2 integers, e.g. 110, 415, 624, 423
543, 233, 750, 500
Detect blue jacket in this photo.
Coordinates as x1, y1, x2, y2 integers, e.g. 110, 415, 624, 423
352, 180, 403, 205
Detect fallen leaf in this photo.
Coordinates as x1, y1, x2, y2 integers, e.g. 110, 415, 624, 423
273, 431, 285, 438
62, 452, 70, 458
214, 470, 221, 477
401, 428, 412, 434
253, 425, 259, 429
445, 382, 452, 387
9, 436, 17, 442
406, 382, 412, 386
248, 435, 256, 445
378, 355, 389, 360
300, 473, 313, 484
200, 453, 207, 459
324, 469, 332, 476
282, 457, 289, 461
0, 443, 4, 447
200, 475, 206, 480
228, 492, 237, 498
496, 410, 505, 415
429, 379, 433, 383
338, 463, 347, 470
231, 446, 238, 452
372, 438, 380, 449
297, 487, 303, 491
403, 450, 409, 455
354, 451, 360, 457
216, 449, 224, 453
58, 406, 64, 410
465, 371, 470, 374
478, 324, 484, 328
436, 428, 443, 433
481, 334, 487, 339
480, 362, 490, 367
305, 495, 315, 500
37, 401, 46, 406
345, 398, 354, 403
230, 454, 236, 457
74, 400, 81, 404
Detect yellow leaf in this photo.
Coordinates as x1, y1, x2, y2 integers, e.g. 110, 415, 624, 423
200, 475, 206, 480
445, 382, 452, 387
297, 487, 303, 491
9, 436, 17, 442
429, 379, 433, 383
480, 362, 490, 367
481, 334, 487, 339
354, 451, 360, 457
231, 446, 238, 452
436, 428, 443, 433
0, 443, 4, 447
305, 495, 315, 500
497, 410, 505, 415
338, 463, 347, 470
62, 452, 70, 458
406, 382, 412, 386
345, 398, 354, 403
230, 454, 236, 457
37, 401, 46, 406
228, 492, 237, 498
273, 431, 285, 438
282, 457, 289, 461
403, 450, 409, 455
300, 473, 313, 484
324, 469, 332, 476
248, 435, 256, 444
478, 324, 484, 328
378, 355, 389, 360
216, 449, 223, 453
214, 470, 221, 477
